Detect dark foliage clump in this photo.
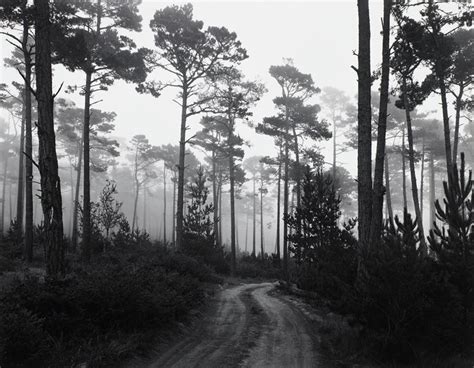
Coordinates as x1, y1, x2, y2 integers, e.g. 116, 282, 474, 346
288, 159, 474, 364
286, 168, 358, 306
182, 168, 229, 274
0, 245, 217, 367
237, 253, 282, 279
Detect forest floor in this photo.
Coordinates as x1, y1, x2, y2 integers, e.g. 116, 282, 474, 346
125, 281, 326, 368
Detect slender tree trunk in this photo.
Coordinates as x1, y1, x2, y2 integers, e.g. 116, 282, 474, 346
17, 101, 25, 237
163, 163, 167, 243
176, 84, 188, 249
420, 139, 425, 221
143, 186, 147, 231
228, 121, 237, 275
260, 183, 264, 260
384, 153, 394, 223
292, 127, 301, 210
437, 71, 454, 183
212, 151, 218, 246
9, 182, 13, 227
283, 127, 290, 280
453, 88, 464, 165
172, 175, 176, 245
69, 165, 74, 237
276, 150, 282, 261
429, 149, 435, 229
245, 211, 249, 253
332, 114, 337, 180
72, 133, 83, 252
402, 128, 407, 209
218, 177, 222, 247
369, 0, 391, 247
34, 0, 65, 276
82, 70, 92, 260
252, 176, 256, 257
132, 179, 139, 231
357, 0, 373, 249
403, 78, 427, 254
24, 19, 34, 262
1, 157, 8, 235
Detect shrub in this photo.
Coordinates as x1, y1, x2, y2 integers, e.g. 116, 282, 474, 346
0, 245, 215, 367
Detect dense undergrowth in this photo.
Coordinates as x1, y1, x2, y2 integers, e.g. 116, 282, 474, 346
0, 244, 219, 368
288, 164, 474, 366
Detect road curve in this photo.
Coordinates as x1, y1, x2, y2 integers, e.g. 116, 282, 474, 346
145, 282, 319, 368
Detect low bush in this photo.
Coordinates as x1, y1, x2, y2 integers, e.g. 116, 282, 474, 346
0, 244, 217, 367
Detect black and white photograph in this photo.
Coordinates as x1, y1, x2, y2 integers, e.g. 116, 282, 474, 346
0, 0, 473, 366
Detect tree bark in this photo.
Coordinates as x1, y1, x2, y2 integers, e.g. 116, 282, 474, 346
218, 176, 222, 247
276, 149, 282, 261
453, 87, 464, 165
260, 181, 264, 260
369, 0, 391, 247
283, 125, 290, 280
228, 117, 237, 275
403, 78, 427, 254
429, 149, 435, 230
176, 83, 188, 249
163, 162, 166, 243
22, 11, 34, 262
1, 156, 8, 235
252, 176, 256, 257
212, 150, 218, 246
357, 0, 373, 249
402, 128, 407, 209
172, 174, 176, 245
72, 131, 83, 252
332, 113, 337, 181
34, 0, 65, 276
17, 98, 25, 238
420, 139, 425, 221
437, 71, 454, 184
82, 70, 92, 261
384, 153, 393, 223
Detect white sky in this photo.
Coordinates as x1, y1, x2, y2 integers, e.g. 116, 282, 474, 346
1, 0, 389, 177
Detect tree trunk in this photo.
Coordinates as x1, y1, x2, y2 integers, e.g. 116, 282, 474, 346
1, 156, 8, 235
429, 149, 435, 230
34, 0, 65, 277
369, 0, 391, 247
283, 126, 290, 280
172, 174, 176, 245
252, 176, 256, 257
384, 153, 394, 223
260, 182, 264, 260
212, 151, 218, 246
163, 162, 166, 243
332, 114, 337, 181
218, 176, 222, 247
420, 139, 425, 221
453, 87, 464, 165
403, 78, 427, 254
228, 116, 237, 275
357, 0, 373, 249
437, 71, 454, 184
402, 128, 407, 209
72, 132, 83, 252
82, 70, 92, 261
22, 12, 34, 262
292, 127, 301, 210
17, 98, 25, 237
132, 179, 139, 231
276, 149, 282, 261
245, 212, 249, 253
176, 84, 188, 250
143, 186, 147, 231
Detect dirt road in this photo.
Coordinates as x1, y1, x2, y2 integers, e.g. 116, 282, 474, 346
145, 282, 320, 368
